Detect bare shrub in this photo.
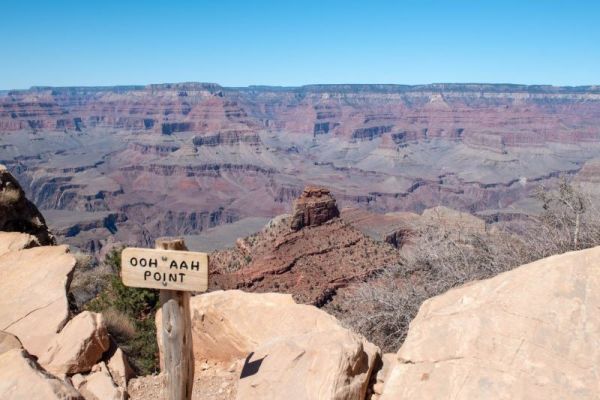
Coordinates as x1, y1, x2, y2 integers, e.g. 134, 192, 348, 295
342, 178, 600, 352
102, 308, 137, 342
342, 227, 523, 352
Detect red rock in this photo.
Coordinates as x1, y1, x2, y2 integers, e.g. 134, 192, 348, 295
290, 186, 340, 231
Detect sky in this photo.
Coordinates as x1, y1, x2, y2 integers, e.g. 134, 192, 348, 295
1, 0, 599, 89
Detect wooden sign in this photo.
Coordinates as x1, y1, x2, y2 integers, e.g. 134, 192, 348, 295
121, 247, 208, 292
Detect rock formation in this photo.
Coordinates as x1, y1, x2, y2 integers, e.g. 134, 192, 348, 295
377, 246, 600, 399
157, 290, 379, 400
2, 84, 600, 251
0, 165, 54, 245
290, 186, 340, 230
209, 201, 402, 305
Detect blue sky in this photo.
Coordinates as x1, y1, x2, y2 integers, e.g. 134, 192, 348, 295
1, 0, 598, 89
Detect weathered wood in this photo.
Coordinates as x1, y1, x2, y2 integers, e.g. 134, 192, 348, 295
157, 238, 195, 400
121, 247, 208, 291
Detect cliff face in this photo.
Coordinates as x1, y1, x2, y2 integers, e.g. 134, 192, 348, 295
1, 83, 600, 249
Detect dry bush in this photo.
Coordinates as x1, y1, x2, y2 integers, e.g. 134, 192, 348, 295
342, 227, 523, 352
342, 179, 600, 352
102, 308, 137, 342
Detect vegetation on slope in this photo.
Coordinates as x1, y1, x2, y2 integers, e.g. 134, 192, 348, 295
85, 249, 160, 375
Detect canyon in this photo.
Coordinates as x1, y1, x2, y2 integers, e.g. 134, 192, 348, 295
1, 83, 600, 252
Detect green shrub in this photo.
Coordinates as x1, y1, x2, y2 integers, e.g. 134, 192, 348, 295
85, 248, 159, 375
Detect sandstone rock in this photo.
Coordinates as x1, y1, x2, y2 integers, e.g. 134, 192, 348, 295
186, 290, 349, 362
0, 245, 76, 357
161, 290, 379, 400
78, 362, 126, 400
0, 231, 40, 257
0, 331, 22, 355
370, 353, 396, 400
0, 348, 82, 400
107, 347, 134, 389
290, 186, 340, 231
379, 246, 600, 399
39, 311, 110, 375
236, 329, 378, 400
0, 165, 54, 245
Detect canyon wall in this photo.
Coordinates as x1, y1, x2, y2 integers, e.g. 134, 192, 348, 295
1, 83, 599, 250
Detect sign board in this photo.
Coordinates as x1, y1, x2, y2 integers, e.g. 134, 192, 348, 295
121, 247, 208, 291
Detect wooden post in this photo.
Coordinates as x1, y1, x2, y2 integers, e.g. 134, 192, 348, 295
156, 238, 195, 400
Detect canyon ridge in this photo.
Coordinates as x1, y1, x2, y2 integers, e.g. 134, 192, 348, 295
1, 83, 600, 253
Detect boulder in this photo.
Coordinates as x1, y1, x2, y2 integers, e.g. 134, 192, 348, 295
0, 348, 82, 400
0, 245, 76, 357
160, 290, 379, 400
39, 311, 110, 375
0, 231, 39, 257
185, 290, 354, 362
0, 331, 22, 355
290, 186, 340, 231
75, 362, 126, 400
379, 246, 600, 400
237, 329, 377, 400
0, 165, 54, 245
107, 346, 134, 389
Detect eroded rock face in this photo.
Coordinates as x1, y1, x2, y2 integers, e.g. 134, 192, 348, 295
0, 165, 54, 245
171, 290, 379, 400
39, 311, 110, 375
0, 245, 76, 357
0, 349, 82, 400
290, 186, 340, 231
379, 246, 600, 400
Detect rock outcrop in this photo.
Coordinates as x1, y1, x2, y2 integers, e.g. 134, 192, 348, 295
378, 246, 600, 399
210, 213, 402, 305
0, 165, 54, 245
39, 311, 110, 375
290, 186, 340, 231
0, 349, 83, 400
0, 243, 76, 357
